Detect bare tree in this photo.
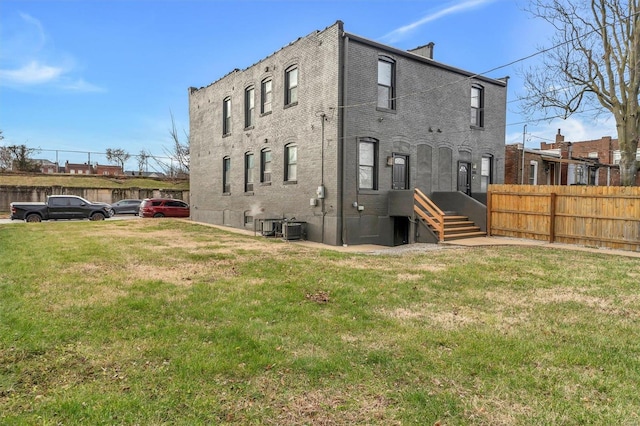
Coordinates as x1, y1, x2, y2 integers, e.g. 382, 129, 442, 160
137, 149, 150, 174
165, 111, 189, 177
0, 146, 13, 171
520, 0, 639, 185
105, 148, 131, 171
0, 130, 11, 171
0, 144, 41, 172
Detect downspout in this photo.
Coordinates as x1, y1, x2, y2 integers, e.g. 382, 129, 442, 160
521, 124, 527, 184
340, 33, 349, 246
320, 112, 326, 244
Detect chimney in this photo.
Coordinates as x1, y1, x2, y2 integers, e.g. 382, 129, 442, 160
555, 129, 565, 143
408, 42, 434, 59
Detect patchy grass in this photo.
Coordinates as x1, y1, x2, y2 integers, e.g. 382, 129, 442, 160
1, 220, 639, 425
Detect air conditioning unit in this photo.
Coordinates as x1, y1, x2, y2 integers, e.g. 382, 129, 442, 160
282, 221, 304, 241
261, 219, 281, 237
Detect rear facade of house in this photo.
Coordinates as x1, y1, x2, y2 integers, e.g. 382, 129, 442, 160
189, 21, 507, 246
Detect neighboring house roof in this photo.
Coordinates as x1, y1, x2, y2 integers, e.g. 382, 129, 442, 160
32, 159, 58, 166
124, 171, 165, 177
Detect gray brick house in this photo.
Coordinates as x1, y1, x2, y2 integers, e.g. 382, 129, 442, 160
189, 21, 507, 246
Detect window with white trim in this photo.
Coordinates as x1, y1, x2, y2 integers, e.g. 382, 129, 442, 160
223, 97, 232, 135
244, 211, 253, 226
284, 144, 297, 182
377, 57, 395, 110
358, 138, 378, 190
245, 152, 254, 192
529, 160, 538, 185
480, 155, 492, 192
471, 84, 484, 127
613, 150, 621, 164
261, 148, 272, 184
223, 156, 231, 193
261, 78, 272, 114
285, 66, 298, 106
244, 87, 254, 128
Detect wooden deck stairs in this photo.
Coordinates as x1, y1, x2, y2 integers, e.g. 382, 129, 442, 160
440, 214, 486, 241
413, 188, 486, 242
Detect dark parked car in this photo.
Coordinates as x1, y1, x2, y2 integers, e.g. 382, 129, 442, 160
111, 199, 142, 215
139, 198, 190, 218
10, 195, 114, 222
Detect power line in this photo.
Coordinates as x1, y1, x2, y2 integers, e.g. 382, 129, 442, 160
339, 8, 638, 133
35, 148, 173, 162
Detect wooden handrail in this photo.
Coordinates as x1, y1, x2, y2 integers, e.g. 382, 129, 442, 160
414, 188, 444, 242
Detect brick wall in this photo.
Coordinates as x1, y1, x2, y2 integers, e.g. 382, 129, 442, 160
189, 21, 508, 246
539, 134, 640, 186
190, 22, 342, 244
342, 35, 507, 243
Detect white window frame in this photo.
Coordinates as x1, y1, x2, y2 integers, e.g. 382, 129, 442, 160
244, 87, 255, 129
261, 78, 272, 114
285, 66, 298, 106
377, 57, 395, 110
223, 156, 231, 193
358, 139, 378, 190
223, 97, 232, 135
471, 84, 484, 127
284, 144, 297, 182
529, 160, 538, 185
480, 155, 492, 192
245, 152, 254, 192
261, 148, 272, 184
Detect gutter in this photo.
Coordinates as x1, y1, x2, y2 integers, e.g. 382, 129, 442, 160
340, 32, 349, 246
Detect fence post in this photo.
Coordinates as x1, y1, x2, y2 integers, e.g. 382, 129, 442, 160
486, 189, 492, 236
549, 192, 556, 243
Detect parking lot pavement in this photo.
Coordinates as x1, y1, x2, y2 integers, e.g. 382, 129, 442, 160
0, 215, 141, 225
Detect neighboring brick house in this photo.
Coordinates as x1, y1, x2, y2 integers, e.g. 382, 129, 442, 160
505, 130, 640, 186
504, 145, 564, 185
189, 21, 508, 246
540, 130, 640, 186
63, 161, 124, 175
64, 161, 93, 175
94, 163, 124, 176
34, 159, 59, 174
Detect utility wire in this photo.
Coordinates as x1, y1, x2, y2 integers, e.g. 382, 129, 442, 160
339, 8, 639, 132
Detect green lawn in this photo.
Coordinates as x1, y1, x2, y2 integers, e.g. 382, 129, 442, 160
1, 220, 639, 425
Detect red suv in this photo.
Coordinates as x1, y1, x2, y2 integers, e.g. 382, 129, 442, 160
139, 198, 190, 218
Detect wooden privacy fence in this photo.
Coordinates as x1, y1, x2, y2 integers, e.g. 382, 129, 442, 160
487, 185, 640, 252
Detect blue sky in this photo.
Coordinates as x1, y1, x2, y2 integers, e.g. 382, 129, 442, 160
0, 0, 618, 171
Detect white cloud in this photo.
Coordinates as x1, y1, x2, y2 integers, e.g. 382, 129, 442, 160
18, 12, 46, 48
508, 115, 618, 148
381, 0, 497, 43
547, 116, 617, 142
0, 60, 63, 85
60, 78, 106, 93
0, 12, 104, 93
